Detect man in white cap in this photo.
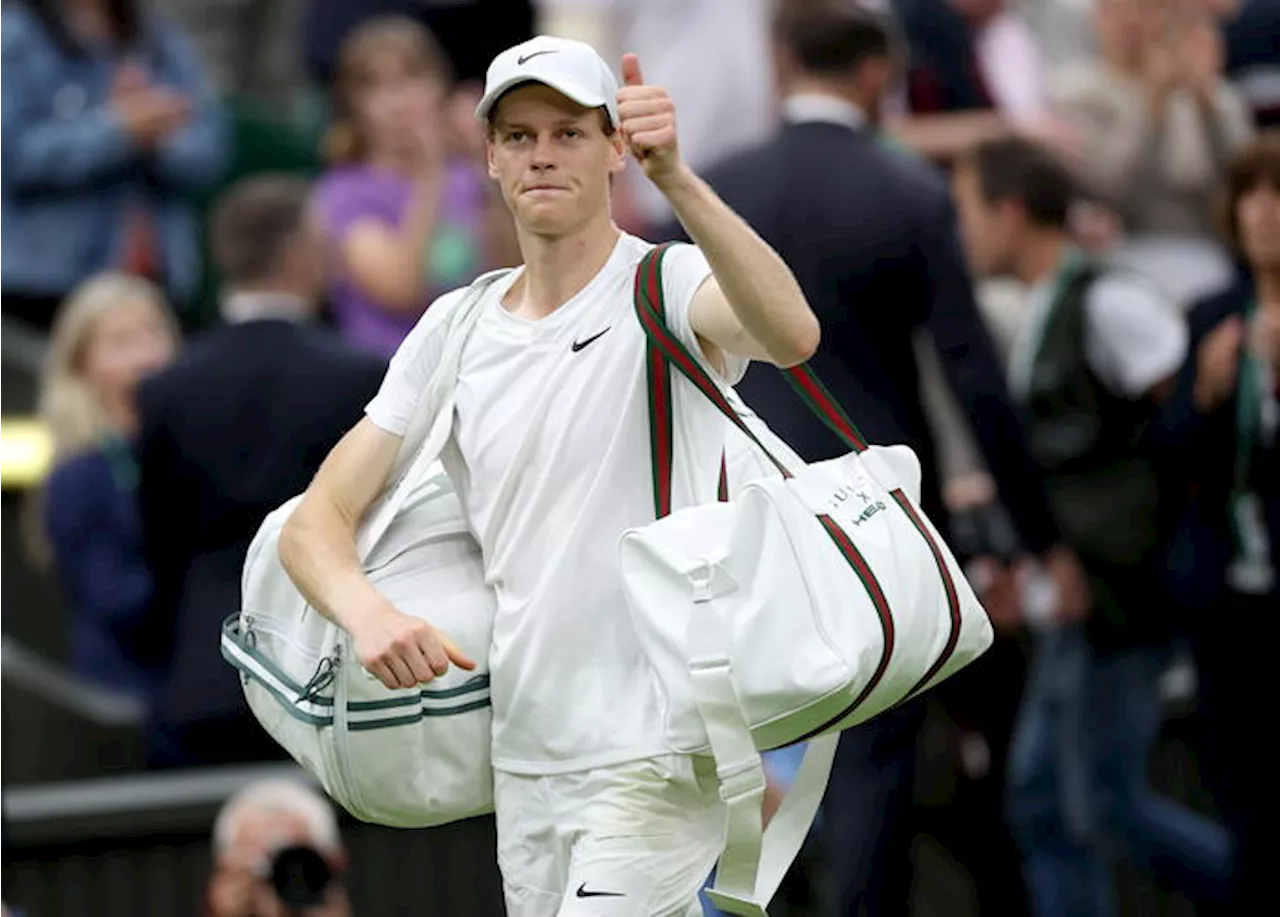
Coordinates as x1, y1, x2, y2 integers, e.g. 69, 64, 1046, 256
280, 34, 819, 915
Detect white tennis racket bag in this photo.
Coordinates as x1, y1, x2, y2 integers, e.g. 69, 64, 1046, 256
221, 270, 509, 828
623, 245, 994, 914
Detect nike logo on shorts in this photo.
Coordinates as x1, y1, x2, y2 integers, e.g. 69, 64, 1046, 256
571, 327, 611, 352
575, 882, 625, 899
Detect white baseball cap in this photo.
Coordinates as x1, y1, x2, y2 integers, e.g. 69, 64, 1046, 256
475, 35, 620, 127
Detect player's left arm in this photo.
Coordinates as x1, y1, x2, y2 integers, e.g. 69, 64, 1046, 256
616, 54, 819, 369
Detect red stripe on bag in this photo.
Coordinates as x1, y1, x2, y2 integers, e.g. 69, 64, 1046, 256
648, 343, 673, 518
636, 247, 792, 480
893, 492, 963, 699
784, 514, 896, 745
637, 287, 791, 480
640, 248, 675, 518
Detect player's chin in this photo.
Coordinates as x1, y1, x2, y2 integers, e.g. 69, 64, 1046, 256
516, 201, 579, 235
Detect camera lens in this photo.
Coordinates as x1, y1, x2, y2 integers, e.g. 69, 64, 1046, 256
270, 845, 333, 909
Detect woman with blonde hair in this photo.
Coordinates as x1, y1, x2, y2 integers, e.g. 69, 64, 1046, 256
311, 14, 510, 357
38, 271, 178, 699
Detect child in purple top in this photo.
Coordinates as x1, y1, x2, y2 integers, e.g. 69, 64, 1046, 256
311, 15, 497, 357
315, 160, 487, 356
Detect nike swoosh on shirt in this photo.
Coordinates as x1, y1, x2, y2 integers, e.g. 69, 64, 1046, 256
575, 883, 625, 899
571, 327, 611, 352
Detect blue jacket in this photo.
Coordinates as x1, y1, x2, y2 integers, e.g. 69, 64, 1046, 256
44, 444, 161, 699
1, 6, 227, 306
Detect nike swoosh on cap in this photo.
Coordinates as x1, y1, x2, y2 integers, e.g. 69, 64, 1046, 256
517, 50, 558, 65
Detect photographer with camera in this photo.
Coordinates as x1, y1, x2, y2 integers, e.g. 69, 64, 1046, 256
206, 779, 352, 917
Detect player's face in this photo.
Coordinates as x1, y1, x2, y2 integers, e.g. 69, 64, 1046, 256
951, 162, 1017, 278
486, 84, 625, 238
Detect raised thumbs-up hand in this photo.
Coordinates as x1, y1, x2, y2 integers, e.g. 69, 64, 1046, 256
617, 53, 682, 186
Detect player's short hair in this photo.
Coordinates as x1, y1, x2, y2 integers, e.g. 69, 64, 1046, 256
772, 0, 896, 76
960, 137, 1078, 230
212, 778, 342, 857
210, 175, 312, 288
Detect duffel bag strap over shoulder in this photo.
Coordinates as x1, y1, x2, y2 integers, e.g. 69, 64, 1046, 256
356, 268, 512, 559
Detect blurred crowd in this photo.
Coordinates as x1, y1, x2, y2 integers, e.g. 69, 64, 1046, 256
2, 0, 1277, 915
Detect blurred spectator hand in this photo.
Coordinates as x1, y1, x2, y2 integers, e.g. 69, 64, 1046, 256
206, 848, 259, 917
1183, 17, 1225, 102
110, 59, 149, 97
407, 122, 448, 186
399, 112, 449, 178
1016, 116, 1085, 163
446, 83, 487, 163
109, 62, 189, 148
970, 556, 1023, 633
1043, 544, 1091, 624
1069, 200, 1125, 254
1141, 30, 1182, 112
1193, 315, 1244, 411
943, 471, 997, 511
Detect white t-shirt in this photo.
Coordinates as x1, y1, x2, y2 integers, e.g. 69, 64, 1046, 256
366, 233, 747, 775
1008, 270, 1188, 402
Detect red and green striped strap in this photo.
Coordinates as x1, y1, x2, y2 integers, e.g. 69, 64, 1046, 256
644, 251, 675, 518
635, 246, 794, 495
638, 243, 744, 517
784, 365, 867, 453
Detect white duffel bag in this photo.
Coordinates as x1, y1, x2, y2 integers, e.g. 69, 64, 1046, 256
623, 245, 994, 914
221, 269, 509, 828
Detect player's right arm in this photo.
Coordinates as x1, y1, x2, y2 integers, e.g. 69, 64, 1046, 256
279, 418, 476, 689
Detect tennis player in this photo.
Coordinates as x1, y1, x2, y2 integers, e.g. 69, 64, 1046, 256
281, 35, 819, 916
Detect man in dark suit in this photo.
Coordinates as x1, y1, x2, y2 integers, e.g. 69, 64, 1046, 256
661, 3, 1089, 913
137, 176, 387, 768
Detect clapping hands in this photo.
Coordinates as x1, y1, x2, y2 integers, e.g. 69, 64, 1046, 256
110, 59, 189, 147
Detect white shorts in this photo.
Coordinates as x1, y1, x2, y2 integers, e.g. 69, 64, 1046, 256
495, 755, 727, 917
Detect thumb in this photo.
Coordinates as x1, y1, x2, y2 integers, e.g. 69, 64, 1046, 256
620, 53, 644, 87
